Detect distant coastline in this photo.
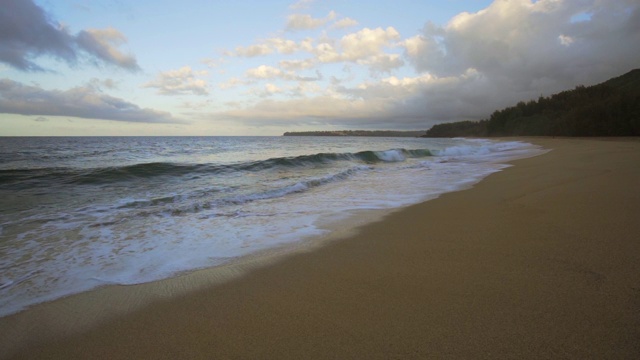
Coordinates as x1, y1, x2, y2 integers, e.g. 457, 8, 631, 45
282, 130, 425, 137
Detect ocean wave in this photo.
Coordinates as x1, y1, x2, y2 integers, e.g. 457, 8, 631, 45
0, 148, 433, 188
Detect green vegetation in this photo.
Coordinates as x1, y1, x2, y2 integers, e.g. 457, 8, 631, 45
283, 130, 425, 137
424, 69, 640, 137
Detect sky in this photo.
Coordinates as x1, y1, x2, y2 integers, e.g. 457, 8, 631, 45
0, 0, 639, 136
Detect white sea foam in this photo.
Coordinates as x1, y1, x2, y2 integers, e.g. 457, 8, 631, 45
374, 149, 406, 162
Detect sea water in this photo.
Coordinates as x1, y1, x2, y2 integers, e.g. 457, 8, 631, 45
0, 136, 544, 317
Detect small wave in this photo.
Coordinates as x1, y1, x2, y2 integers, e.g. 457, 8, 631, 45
0, 167, 74, 188
0, 270, 41, 291
432, 140, 539, 160
0, 163, 211, 188
128, 165, 372, 218
218, 165, 371, 206
73, 162, 208, 184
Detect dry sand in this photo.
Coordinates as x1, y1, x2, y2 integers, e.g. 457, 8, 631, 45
3, 138, 640, 359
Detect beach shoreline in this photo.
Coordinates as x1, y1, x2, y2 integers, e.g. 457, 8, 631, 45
3, 137, 640, 359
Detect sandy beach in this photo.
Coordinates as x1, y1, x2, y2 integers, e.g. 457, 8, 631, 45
2, 137, 640, 359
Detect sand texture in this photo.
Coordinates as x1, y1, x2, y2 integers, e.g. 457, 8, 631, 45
3, 138, 640, 359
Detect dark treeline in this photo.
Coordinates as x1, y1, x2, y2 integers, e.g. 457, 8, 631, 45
424, 69, 640, 137
283, 130, 425, 137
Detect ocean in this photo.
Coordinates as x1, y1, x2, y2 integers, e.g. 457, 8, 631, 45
0, 136, 544, 317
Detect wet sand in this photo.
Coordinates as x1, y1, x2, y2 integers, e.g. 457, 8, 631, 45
3, 138, 640, 359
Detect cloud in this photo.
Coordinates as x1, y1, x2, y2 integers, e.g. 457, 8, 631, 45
75, 28, 140, 70
179, 99, 214, 110
201, 57, 225, 68
0, 0, 139, 71
305, 27, 401, 65
402, 0, 640, 95
219, 77, 246, 90
339, 27, 401, 62
360, 54, 405, 75
0, 79, 179, 123
558, 34, 574, 46
217, 72, 489, 130
372, 0, 640, 126
363, 69, 499, 124
279, 58, 316, 71
289, 0, 315, 10
267, 38, 300, 54
210, 0, 639, 133
251, 83, 284, 98
233, 44, 274, 57
144, 66, 209, 96
206, 0, 640, 132
34, 116, 49, 122
332, 17, 359, 29
246, 65, 284, 80
88, 78, 118, 91
286, 11, 337, 31
0, 0, 75, 71
218, 96, 377, 123
223, 25, 403, 95
230, 38, 300, 57
244, 65, 323, 83
288, 82, 323, 97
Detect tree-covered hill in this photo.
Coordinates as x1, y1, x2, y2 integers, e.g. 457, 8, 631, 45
424, 69, 640, 137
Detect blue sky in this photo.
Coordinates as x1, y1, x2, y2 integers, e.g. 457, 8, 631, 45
1, 0, 639, 135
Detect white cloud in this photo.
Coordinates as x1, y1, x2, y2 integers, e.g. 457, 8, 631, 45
233, 44, 274, 57
267, 38, 299, 54
0, 79, 178, 123
87, 78, 118, 91
222, 25, 404, 93
219, 77, 246, 89
265, 83, 282, 94
289, 0, 315, 10
279, 58, 316, 71
251, 83, 284, 98
360, 54, 405, 75
144, 66, 209, 96
244, 64, 323, 84
305, 27, 401, 66
246, 65, 284, 80
299, 37, 315, 52
179, 99, 214, 110
286, 11, 337, 31
402, 0, 640, 92
313, 42, 341, 63
75, 28, 139, 70
219, 96, 380, 122
219, 69, 494, 129
346, 69, 495, 122
332, 17, 359, 29
201, 57, 224, 68
340, 27, 401, 61
229, 37, 306, 58
216, 0, 640, 131
289, 81, 323, 97
558, 34, 574, 46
